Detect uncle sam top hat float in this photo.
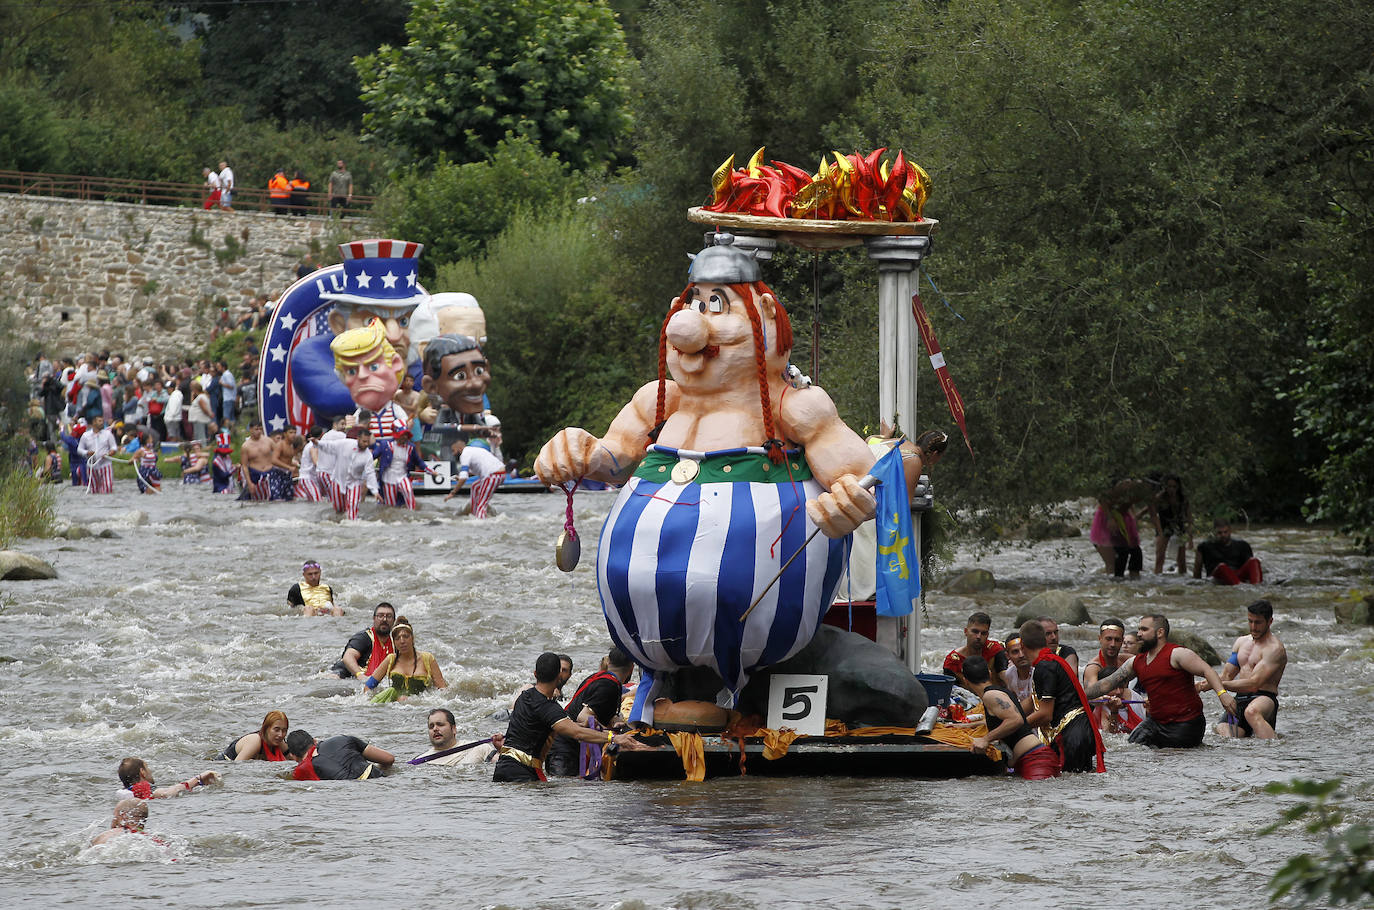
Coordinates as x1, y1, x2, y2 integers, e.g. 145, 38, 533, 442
320, 239, 428, 310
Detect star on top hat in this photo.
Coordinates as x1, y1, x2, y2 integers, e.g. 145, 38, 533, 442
320, 239, 427, 311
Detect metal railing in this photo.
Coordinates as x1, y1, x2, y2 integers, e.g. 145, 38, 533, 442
0, 168, 375, 217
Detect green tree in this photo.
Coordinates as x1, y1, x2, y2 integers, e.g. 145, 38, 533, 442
356, 0, 635, 170
434, 204, 655, 462
184, 0, 410, 128
841, 0, 1372, 516
1264, 778, 1374, 906
372, 137, 583, 278
1283, 205, 1374, 550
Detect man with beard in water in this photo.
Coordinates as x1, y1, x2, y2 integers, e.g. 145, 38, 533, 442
1019, 620, 1105, 772
1085, 614, 1238, 748
491, 652, 646, 782
333, 602, 396, 679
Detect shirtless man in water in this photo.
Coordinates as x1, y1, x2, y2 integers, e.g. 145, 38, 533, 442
92, 799, 151, 845
238, 422, 277, 500
1212, 599, 1286, 739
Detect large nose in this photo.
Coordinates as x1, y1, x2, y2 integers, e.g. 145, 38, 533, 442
666, 307, 709, 353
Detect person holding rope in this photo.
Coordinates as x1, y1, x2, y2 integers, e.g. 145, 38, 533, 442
1085, 613, 1238, 749
444, 435, 505, 517
412, 708, 496, 767
546, 648, 634, 777
1082, 618, 1143, 734
963, 655, 1062, 780
493, 652, 646, 782
77, 415, 118, 494
133, 432, 161, 494
1211, 600, 1286, 739
1019, 619, 1105, 772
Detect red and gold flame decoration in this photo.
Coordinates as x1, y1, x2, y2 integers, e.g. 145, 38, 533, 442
703, 147, 931, 222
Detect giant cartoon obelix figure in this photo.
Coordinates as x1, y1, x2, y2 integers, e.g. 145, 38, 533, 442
536, 234, 885, 724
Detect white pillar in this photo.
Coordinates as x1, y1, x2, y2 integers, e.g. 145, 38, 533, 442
866, 235, 932, 673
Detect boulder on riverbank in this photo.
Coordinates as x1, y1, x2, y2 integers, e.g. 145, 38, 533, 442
1334, 595, 1374, 626
944, 568, 995, 594
0, 551, 57, 580
1169, 629, 1222, 666
1014, 590, 1091, 627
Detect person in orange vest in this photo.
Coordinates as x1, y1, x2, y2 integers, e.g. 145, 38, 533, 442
268, 168, 291, 215
290, 170, 311, 215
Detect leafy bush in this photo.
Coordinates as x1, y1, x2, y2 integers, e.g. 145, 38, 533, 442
373, 137, 584, 279
434, 203, 655, 463
1264, 778, 1374, 906
357, 0, 634, 170
0, 468, 55, 548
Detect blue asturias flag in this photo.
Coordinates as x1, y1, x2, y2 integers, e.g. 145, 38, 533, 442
873, 442, 919, 617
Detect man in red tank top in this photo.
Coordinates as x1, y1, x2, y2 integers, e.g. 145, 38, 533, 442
1085, 614, 1238, 748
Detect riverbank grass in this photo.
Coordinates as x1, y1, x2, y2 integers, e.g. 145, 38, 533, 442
0, 467, 56, 547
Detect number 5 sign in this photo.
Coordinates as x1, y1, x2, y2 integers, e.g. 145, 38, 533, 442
766, 674, 828, 736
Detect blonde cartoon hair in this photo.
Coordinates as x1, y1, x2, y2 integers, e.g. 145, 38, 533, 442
331, 319, 403, 383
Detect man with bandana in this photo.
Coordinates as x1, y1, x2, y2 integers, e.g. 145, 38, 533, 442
287, 560, 341, 616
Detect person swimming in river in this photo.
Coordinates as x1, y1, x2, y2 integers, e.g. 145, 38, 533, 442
363, 616, 447, 702
220, 710, 291, 761
91, 799, 162, 847
116, 757, 219, 800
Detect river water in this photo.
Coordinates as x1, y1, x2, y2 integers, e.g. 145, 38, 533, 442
3, 484, 1370, 908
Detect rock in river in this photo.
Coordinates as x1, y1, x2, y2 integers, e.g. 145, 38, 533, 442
944, 568, 995, 594
0, 551, 57, 581
1015, 590, 1091, 627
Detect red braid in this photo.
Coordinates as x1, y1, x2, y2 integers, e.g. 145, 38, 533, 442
652, 291, 689, 441
737, 285, 784, 463
656, 282, 790, 462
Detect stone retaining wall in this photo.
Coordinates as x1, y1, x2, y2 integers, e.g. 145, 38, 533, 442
0, 194, 372, 360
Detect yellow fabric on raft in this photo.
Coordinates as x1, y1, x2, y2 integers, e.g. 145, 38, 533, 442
666, 731, 706, 782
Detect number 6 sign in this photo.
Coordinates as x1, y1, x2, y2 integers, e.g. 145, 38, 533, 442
766, 674, 828, 736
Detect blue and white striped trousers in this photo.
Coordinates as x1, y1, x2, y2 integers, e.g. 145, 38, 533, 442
597, 473, 846, 724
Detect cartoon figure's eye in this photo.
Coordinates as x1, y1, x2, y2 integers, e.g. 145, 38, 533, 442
398, 316, 409, 328
345, 367, 358, 378
695, 300, 708, 313
708, 294, 725, 314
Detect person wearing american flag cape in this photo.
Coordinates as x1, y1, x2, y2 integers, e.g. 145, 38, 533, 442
535, 234, 939, 726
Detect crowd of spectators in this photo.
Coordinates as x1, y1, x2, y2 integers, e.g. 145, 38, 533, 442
27, 347, 259, 451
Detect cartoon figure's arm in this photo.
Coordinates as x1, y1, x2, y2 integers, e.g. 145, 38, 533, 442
780, 387, 877, 538
536, 381, 676, 486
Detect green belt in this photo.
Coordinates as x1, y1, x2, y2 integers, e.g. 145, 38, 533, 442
634, 450, 813, 485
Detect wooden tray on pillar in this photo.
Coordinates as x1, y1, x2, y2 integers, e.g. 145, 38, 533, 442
687, 207, 938, 251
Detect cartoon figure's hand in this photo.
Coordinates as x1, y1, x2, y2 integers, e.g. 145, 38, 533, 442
806, 472, 877, 538
536, 428, 600, 486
